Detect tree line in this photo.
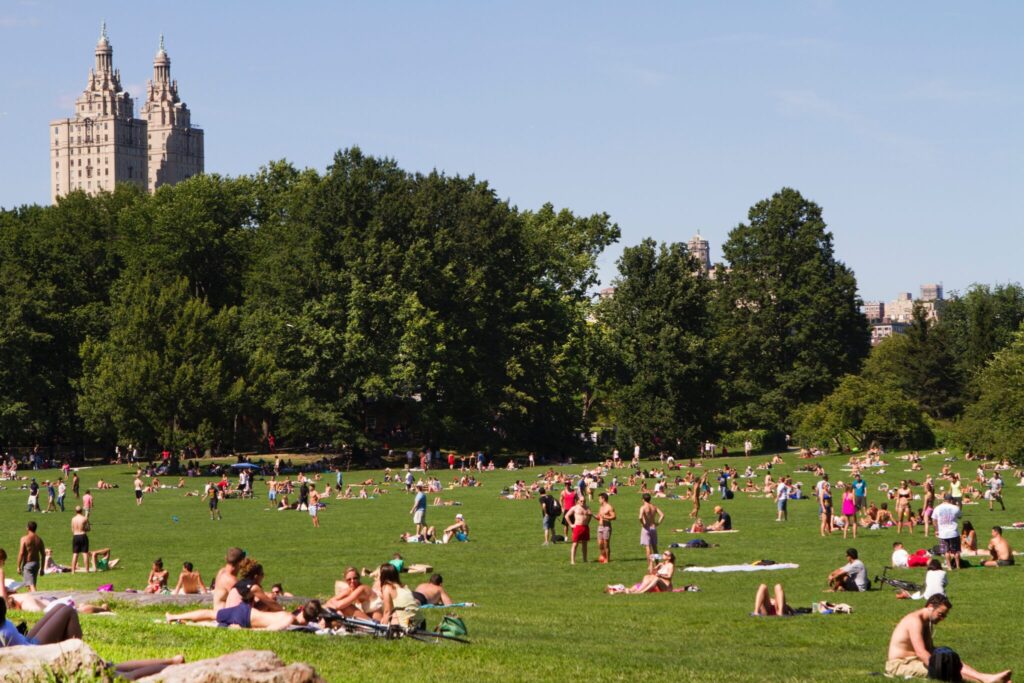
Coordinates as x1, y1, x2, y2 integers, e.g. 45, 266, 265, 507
1, 149, 1020, 460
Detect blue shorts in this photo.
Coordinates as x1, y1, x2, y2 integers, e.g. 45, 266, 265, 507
216, 602, 252, 629
776, 499, 787, 511
542, 514, 555, 530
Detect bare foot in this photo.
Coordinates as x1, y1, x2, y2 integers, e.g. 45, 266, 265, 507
171, 655, 185, 664
165, 613, 180, 623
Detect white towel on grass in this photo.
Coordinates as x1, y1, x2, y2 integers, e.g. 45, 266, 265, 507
683, 563, 799, 573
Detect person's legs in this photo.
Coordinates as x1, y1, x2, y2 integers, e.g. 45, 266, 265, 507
957, 662, 1012, 683
773, 584, 787, 614
166, 608, 215, 623
753, 583, 770, 615
115, 655, 185, 681
581, 540, 588, 563
27, 604, 83, 644
570, 541, 578, 565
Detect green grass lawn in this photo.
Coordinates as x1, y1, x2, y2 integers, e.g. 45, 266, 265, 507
2, 451, 1021, 682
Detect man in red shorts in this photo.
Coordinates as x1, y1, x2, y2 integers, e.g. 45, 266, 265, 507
566, 497, 592, 565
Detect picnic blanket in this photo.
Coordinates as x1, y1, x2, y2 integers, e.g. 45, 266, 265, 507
683, 563, 799, 573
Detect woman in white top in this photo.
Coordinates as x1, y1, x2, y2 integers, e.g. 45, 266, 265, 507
627, 551, 676, 593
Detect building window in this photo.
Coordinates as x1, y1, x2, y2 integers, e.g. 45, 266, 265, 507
78, 170, 81, 178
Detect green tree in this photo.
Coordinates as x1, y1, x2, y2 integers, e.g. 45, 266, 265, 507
795, 374, 933, 450
863, 304, 963, 419
714, 187, 869, 431
958, 325, 1024, 462
940, 283, 1024, 389
78, 275, 243, 449
599, 239, 717, 452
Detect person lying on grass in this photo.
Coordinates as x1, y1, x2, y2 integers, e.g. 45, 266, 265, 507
1, 599, 183, 680
412, 574, 453, 606
753, 583, 794, 616
885, 594, 1011, 682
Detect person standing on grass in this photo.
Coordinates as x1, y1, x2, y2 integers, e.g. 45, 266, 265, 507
639, 493, 665, 563
134, 473, 144, 506
853, 473, 867, 512
596, 492, 617, 563
410, 484, 427, 538
71, 471, 80, 499
17, 521, 45, 592
841, 485, 858, 539
205, 484, 222, 520
27, 478, 40, 512
987, 472, 1005, 512
309, 486, 321, 528
56, 479, 66, 513
560, 482, 577, 538
932, 493, 962, 570
817, 473, 833, 536
775, 476, 790, 522
922, 475, 936, 537
566, 496, 592, 565
45, 481, 57, 513
538, 487, 557, 545
82, 489, 94, 518
70, 506, 91, 573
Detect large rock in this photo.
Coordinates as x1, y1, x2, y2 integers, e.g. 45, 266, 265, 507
137, 650, 323, 683
0, 639, 112, 681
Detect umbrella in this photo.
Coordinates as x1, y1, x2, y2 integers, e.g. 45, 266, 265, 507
230, 463, 261, 470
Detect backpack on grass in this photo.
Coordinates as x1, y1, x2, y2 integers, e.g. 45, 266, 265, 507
928, 647, 963, 682
438, 615, 468, 637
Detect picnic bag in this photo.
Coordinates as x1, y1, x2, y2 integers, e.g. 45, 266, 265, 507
438, 615, 468, 637
927, 647, 963, 682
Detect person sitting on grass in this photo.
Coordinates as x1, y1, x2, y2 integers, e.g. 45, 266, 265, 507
708, 506, 732, 531
753, 583, 794, 616
885, 594, 1011, 682
171, 561, 207, 595
441, 514, 469, 544
270, 583, 294, 601
895, 559, 947, 601
42, 549, 70, 574
412, 574, 453, 606
144, 558, 169, 594
983, 526, 1015, 567
326, 567, 376, 619
377, 563, 421, 629
168, 556, 283, 624
827, 548, 869, 592
607, 551, 676, 594
214, 574, 295, 631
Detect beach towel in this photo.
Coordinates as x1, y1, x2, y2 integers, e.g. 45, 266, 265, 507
683, 563, 799, 573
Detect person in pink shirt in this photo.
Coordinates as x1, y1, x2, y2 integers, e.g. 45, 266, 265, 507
82, 490, 94, 518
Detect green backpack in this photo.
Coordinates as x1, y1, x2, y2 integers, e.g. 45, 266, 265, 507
438, 615, 468, 637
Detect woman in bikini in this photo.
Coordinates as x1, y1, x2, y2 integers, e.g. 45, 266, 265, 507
894, 481, 913, 535
144, 559, 169, 593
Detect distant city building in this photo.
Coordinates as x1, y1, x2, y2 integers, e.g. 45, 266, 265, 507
687, 233, 712, 272
50, 24, 203, 202
920, 283, 943, 302
863, 301, 885, 323
887, 292, 915, 323
598, 286, 617, 300
871, 321, 909, 346
140, 35, 204, 192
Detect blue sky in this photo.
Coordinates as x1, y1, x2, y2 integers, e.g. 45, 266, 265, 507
1, 1, 1021, 301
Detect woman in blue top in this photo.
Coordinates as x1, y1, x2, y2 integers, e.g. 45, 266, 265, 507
0, 598, 82, 647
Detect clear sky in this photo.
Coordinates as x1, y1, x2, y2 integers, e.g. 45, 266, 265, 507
2, 1, 1021, 301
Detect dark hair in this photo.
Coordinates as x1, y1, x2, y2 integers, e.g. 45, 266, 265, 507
0, 594, 6, 624
962, 521, 974, 533
892, 542, 903, 548
379, 563, 402, 586
301, 600, 321, 623
642, 493, 652, 502
992, 526, 1002, 534
183, 561, 193, 572
153, 558, 163, 569
926, 594, 952, 609
538, 487, 546, 495
0, 548, 6, 564
226, 547, 246, 565
27, 521, 37, 532
846, 548, 858, 560
927, 559, 942, 571
429, 573, 443, 586
599, 492, 609, 501
272, 583, 283, 592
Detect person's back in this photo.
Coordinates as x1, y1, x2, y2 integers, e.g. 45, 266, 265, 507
923, 568, 947, 599
932, 502, 960, 539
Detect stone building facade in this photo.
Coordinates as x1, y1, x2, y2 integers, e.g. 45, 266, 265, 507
50, 25, 202, 202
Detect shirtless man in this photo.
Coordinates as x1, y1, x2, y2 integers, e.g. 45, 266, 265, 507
639, 493, 665, 564
134, 474, 144, 505
566, 497, 592, 564
885, 595, 1011, 682
172, 562, 207, 595
412, 574, 453, 606
983, 527, 1015, 567
690, 474, 705, 519
70, 506, 91, 573
595, 492, 617, 563
212, 547, 246, 610
17, 521, 45, 591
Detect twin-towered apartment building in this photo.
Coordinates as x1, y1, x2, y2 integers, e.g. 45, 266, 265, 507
50, 24, 203, 202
